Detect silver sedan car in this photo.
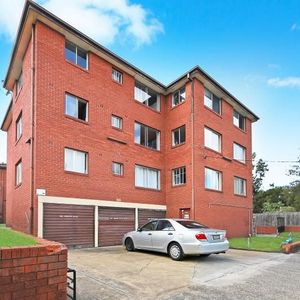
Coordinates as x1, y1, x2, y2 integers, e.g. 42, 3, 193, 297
123, 219, 229, 260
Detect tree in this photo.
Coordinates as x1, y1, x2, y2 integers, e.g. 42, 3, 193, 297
288, 154, 300, 184
252, 153, 269, 195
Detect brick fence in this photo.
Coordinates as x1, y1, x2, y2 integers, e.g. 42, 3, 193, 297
0, 239, 67, 300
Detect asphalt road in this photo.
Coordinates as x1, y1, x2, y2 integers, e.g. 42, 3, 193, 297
68, 247, 300, 300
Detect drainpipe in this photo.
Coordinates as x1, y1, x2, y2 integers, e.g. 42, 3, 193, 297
187, 73, 195, 219
29, 25, 36, 234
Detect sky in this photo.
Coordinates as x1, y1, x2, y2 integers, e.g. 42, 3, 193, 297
0, 0, 299, 188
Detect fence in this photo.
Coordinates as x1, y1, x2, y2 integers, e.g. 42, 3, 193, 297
253, 212, 300, 234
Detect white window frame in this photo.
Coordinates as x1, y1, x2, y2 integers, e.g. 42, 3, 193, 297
205, 167, 222, 191
112, 69, 123, 84
204, 88, 221, 114
16, 112, 22, 141
64, 148, 88, 174
234, 176, 247, 196
112, 162, 124, 176
16, 160, 22, 186
233, 110, 246, 131
111, 115, 123, 129
172, 166, 186, 186
172, 87, 186, 107
233, 143, 246, 163
65, 93, 88, 122
65, 40, 88, 69
134, 81, 160, 111
172, 125, 186, 146
135, 165, 160, 190
134, 122, 160, 150
204, 127, 221, 152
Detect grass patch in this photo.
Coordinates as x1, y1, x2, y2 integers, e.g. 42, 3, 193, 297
0, 228, 38, 247
229, 232, 300, 252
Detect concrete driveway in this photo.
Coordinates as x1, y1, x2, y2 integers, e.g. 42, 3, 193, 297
68, 247, 300, 300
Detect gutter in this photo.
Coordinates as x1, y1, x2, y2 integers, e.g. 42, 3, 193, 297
29, 24, 36, 234
187, 73, 196, 219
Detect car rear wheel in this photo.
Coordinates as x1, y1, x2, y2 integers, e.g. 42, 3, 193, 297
125, 238, 135, 251
168, 243, 184, 261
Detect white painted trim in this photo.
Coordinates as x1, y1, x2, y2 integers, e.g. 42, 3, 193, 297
37, 200, 43, 238
135, 208, 138, 230
94, 206, 98, 247
38, 196, 166, 210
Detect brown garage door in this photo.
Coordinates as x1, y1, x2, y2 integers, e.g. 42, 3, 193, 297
43, 203, 94, 248
138, 209, 166, 227
98, 207, 135, 247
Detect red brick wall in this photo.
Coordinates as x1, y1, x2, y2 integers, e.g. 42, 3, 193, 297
6, 20, 254, 237
0, 166, 6, 223
256, 226, 277, 234
31, 22, 166, 234
0, 240, 67, 300
285, 226, 300, 232
5, 36, 34, 234
165, 79, 253, 237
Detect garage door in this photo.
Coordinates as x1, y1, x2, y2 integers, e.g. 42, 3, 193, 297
98, 207, 135, 247
138, 209, 166, 228
43, 203, 94, 248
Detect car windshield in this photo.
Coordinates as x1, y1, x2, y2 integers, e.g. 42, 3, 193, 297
177, 220, 208, 229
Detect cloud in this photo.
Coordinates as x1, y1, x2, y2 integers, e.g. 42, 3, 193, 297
291, 23, 300, 31
0, 0, 163, 46
267, 77, 300, 88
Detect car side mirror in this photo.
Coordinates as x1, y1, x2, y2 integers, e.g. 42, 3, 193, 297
137, 227, 142, 232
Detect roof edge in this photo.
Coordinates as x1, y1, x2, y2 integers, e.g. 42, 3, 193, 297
3, 0, 259, 122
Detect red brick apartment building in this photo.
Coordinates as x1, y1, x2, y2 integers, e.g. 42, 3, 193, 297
1, 1, 258, 247
0, 164, 6, 223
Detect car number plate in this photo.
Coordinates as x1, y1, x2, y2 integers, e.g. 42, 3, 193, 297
212, 235, 220, 240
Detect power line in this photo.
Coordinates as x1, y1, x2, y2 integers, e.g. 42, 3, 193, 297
202, 155, 299, 163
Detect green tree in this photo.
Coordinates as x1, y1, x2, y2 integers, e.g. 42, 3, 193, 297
252, 153, 269, 195
252, 153, 269, 212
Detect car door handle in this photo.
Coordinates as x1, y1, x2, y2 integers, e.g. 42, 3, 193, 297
148, 233, 152, 235
168, 233, 173, 235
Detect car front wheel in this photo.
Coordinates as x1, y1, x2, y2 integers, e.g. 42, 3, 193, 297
168, 243, 184, 261
125, 238, 135, 251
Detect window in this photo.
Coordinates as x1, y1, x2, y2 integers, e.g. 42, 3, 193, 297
172, 87, 186, 107
176, 220, 208, 229
134, 81, 160, 111
140, 220, 158, 231
16, 113, 22, 141
156, 220, 174, 231
233, 110, 246, 130
172, 125, 186, 146
16, 72, 23, 95
234, 177, 246, 196
112, 69, 123, 84
65, 41, 88, 69
204, 127, 221, 152
135, 165, 160, 190
65, 94, 88, 122
172, 167, 186, 186
15, 160, 22, 186
233, 143, 246, 163
205, 167, 222, 191
204, 88, 221, 114
134, 122, 160, 150
111, 115, 122, 129
64, 148, 88, 174
112, 162, 123, 176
